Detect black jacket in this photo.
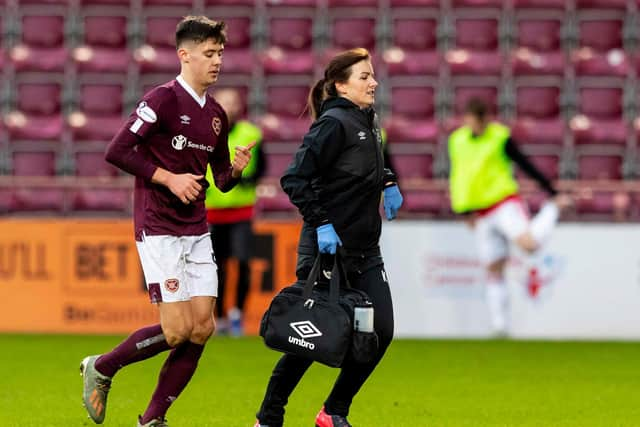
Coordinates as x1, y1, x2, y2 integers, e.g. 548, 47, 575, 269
281, 97, 396, 253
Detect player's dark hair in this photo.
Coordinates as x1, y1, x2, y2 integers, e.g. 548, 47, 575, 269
465, 98, 489, 121
308, 48, 371, 119
175, 16, 226, 48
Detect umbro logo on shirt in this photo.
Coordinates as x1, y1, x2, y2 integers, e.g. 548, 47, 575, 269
180, 115, 191, 125
358, 131, 366, 140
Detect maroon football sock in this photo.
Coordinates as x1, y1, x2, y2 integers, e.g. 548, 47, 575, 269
95, 324, 171, 378
140, 341, 204, 423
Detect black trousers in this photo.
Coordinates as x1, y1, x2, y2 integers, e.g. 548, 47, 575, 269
256, 254, 394, 426
209, 221, 253, 319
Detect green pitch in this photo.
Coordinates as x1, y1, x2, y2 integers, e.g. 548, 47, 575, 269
1, 335, 640, 427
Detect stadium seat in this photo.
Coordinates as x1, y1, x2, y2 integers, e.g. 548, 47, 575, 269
512, 0, 567, 7
12, 151, 58, 176
517, 19, 561, 52
135, 16, 182, 74
4, 113, 64, 142
577, 155, 622, 180
73, 15, 130, 73
327, 0, 378, 5
455, 18, 498, 51
392, 18, 437, 51
74, 151, 119, 178
512, 86, 564, 147
256, 189, 296, 214
572, 87, 627, 147
264, 152, 295, 178
401, 190, 447, 215
70, 151, 128, 212
259, 115, 311, 143
17, 83, 62, 116
390, 152, 434, 180
573, 18, 628, 77
515, 154, 560, 180
451, 0, 503, 7
265, 85, 309, 118
330, 17, 376, 50
453, 86, 498, 116
77, 83, 124, 116
575, 0, 628, 8
511, 118, 564, 147
384, 85, 439, 145
383, 48, 440, 76
389, 0, 439, 5
11, 188, 65, 212
11, 14, 68, 72
575, 191, 631, 221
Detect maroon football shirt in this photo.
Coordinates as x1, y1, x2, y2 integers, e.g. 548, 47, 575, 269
106, 78, 238, 239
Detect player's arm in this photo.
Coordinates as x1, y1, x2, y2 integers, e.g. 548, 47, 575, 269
505, 137, 557, 196
209, 112, 242, 192
280, 116, 344, 227
105, 89, 203, 204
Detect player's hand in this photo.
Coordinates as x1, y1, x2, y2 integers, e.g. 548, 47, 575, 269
232, 141, 256, 178
167, 173, 203, 204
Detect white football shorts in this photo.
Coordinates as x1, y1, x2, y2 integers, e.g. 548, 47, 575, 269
474, 198, 530, 265
136, 232, 218, 303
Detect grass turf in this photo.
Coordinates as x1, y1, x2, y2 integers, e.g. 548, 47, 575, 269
0, 335, 639, 426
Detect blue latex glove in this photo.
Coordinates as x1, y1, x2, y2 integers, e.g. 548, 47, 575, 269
316, 223, 342, 254
383, 185, 403, 220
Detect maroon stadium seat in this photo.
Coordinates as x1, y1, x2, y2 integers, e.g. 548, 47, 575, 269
512, 0, 567, 7
579, 20, 623, 51
327, 0, 378, 5
17, 83, 62, 116
142, 0, 194, 5
264, 152, 294, 177
383, 48, 440, 76
575, 0, 628, 8
145, 17, 181, 48
517, 19, 561, 52
511, 118, 564, 147
70, 83, 124, 143
225, 17, 252, 49
391, 153, 434, 180
512, 86, 563, 146
266, 85, 309, 118
389, 0, 438, 6
453, 86, 498, 116
0, 190, 13, 214
575, 191, 629, 218
401, 190, 447, 215
79, 0, 131, 4
572, 49, 629, 77
384, 86, 438, 144
511, 49, 565, 77
74, 151, 119, 178
262, 48, 314, 75
269, 17, 313, 50
259, 115, 311, 143
78, 83, 124, 115
516, 86, 560, 119
451, 0, 502, 7
69, 114, 123, 144
572, 86, 626, 146
331, 17, 376, 50
390, 86, 435, 119
11, 15, 68, 72
447, 50, 503, 76
578, 156, 622, 180
392, 18, 437, 51
455, 18, 498, 51
11, 150, 57, 176
256, 190, 296, 214
74, 15, 130, 73
5, 112, 64, 141
71, 151, 129, 211
11, 189, 65, 213
515, 154, 560, 180
579, 87, 623, 119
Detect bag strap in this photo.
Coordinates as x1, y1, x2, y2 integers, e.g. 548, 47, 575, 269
302, 254, 347, 305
